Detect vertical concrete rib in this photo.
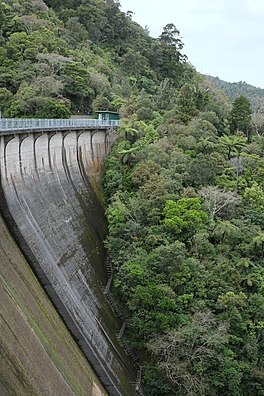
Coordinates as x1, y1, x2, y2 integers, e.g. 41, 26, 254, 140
47, 131, 56, 170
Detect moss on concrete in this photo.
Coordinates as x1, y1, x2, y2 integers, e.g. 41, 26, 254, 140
0, 215, 107, 396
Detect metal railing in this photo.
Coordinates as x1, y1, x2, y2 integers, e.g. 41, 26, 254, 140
0, 118, 119, 133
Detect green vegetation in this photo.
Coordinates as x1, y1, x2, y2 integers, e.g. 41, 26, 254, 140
104, 98, 264, 394
1, 1, 264, 394
205, 76, 264, 136
0, 0, 193, 118
205, 75, 264, 104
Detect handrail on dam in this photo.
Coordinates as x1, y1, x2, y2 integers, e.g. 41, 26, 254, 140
0, 118, 119, 133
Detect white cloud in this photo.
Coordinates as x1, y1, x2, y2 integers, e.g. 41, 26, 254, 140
247, 0, 264, 14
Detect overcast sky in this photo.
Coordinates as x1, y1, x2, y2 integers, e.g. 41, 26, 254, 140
120, 0, 264, 88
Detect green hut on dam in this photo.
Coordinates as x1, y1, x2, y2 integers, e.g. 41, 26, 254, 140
95, 111, 120, 122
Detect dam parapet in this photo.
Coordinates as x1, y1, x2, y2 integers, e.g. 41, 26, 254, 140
0, 117, 119, 133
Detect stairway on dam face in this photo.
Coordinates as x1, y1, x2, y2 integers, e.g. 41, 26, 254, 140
0, 130, 139, 395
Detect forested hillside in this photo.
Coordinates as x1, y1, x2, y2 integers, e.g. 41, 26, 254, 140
205, 75, 264, 105
205, 76, 264, 136
1, 1, 264, 395
0, 0, 194, 118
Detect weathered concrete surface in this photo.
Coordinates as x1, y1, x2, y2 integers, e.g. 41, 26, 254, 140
0, 130, 138, 395
0, 215, 107, 396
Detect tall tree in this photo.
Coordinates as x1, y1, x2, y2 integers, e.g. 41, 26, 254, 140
150, 23, 187, 83
231, 95, 252, 140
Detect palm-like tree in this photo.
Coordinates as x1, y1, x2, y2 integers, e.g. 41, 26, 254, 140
118, 124, 139, 143
252, 231, 264, 259
117, 146, 140, 165
213, 220, 239, 244
218, 134, 247, 160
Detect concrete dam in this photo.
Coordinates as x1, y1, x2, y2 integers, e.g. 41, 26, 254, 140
0, 119, 141, 396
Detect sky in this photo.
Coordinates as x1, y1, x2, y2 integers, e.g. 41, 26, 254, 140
120, 0, 264, 88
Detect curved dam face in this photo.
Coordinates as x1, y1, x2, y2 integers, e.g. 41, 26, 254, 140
0, 129, 138, 396
0, 214, 107, 396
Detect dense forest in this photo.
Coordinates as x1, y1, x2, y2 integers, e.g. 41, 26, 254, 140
205, 75, 264, 104
205, 76, 264, 136
1, 1, 264, 395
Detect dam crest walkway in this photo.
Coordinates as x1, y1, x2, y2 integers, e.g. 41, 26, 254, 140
0, 118, 119, 134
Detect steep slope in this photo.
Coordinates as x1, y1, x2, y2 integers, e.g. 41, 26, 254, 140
0, 213, 107, 396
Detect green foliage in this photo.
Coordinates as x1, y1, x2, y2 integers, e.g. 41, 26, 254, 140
231, 95, 252, 138
244, 182, 264, 211
7, 82, 71, 117
0, 0, 156, 116
218, 134, 247, 160
0, 87, 13, 115
103, 55, 264, 394
150, 23, 189, 84
175, 83, 199, 123
129, 283, 177, 337
36, 97, 71, 118
163, 198, 208, 240
205, 75, 264, 112
148, 310, 243, 396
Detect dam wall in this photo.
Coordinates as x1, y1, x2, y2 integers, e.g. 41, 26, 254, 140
0, 214, 107, 396
0, 128, 139, 396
